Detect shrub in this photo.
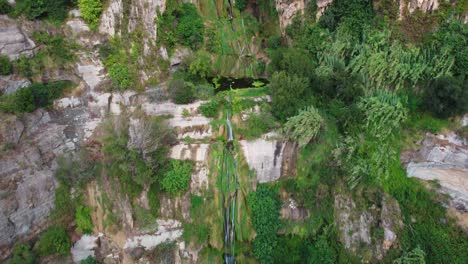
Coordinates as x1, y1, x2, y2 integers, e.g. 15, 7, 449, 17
7, 244, 36, 264
0, 0, 12, 14
169, 79, 194, 104
36, 227, 71, 256
78, 0, 102, 30
75, 206, 93, 234
199, 99, 220, 118
134, 205, 156, 228
270, 71, 310, 121
15, 56, 33, 78
161, 160, 193, 195
283, 106, 324, 147
158, 3, 204, 50
188, 52, 212, 79
108, 63, 134, 90
358, 90, 408, 139
423, 76, 467, 118
0, 81, 70, 113
14, 0, 69, 21
0, 55, 12, 75
238, 112, 275, 140
235, 0, 247, 11
80, 256, 99, 264
249, 185, 281, 264
393, 247, 426, 264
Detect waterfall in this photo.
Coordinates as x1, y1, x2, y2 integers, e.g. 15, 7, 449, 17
221, 109, 238, 264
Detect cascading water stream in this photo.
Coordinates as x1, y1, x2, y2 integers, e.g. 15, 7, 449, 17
221, 108, 239, 264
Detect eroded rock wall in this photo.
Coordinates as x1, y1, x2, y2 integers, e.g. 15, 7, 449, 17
0, 15, 36, 60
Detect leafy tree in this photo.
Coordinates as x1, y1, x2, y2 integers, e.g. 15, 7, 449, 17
199, 99, 220, 118
267, 48, 315, 78
188, 51, 211, 79
0, 0, 12, 14
36, 227, 71, 256
78, 0, 102, 30
393, 247, 426, 264
423, 76, 467, 118
0, 55, 12, 75
7, 244, 36, 264
270, 71, 310, 121
14, 0, 69, 21
175, 3, 204, 48
161, 159, 193, 195
75, 206, 93, 234
283, 106, 324, 147
249, 185, 281, 264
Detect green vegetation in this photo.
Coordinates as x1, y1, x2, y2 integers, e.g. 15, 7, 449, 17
270, 71, 310, 121
78, 0, 102, 30
393, 247, 426, 264
248, 185, 281, 264
0, 0, 12, 14
80, 256, 99, 264
168, 79, 195, 104
237, 112, 275, 140
0, 55, 12, 75
13, 0, 71, 22
283, 106, 324, 147
75, 206, 93, 234
158, 3, 204, 51
36, 227, 71, 256
7, 244, 36, 264
161, 159, 193, 196
423, 76, 467, 118
100, 38, 137, 91
0, 81, 71, 113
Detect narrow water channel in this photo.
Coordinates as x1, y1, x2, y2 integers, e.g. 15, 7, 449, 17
221, 107, 238, 264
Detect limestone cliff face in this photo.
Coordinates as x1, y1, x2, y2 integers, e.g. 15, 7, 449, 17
0, 15, 36, 60
275, 0, 306, 34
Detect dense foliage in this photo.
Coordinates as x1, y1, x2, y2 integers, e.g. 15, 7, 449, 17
7, 244, 36, 264
169, 79, 195, 104
36, 227, 71, 256
14, 0, 71, 21
0, 81, 71, 113
270, 71, 310, 121
0, 0, 12, 14
249, 185, 281, 264
158, 3, 204, 51
75, 206, 93, 234
423, 76, 467, 118
283, 106, 324, 147
161, 159, 193, 195
0, 55, 12, 75
78, 0, 102, 30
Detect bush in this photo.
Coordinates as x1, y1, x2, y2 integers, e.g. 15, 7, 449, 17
80, 256, 99, 264
235, 0, 247, 11
158, 3, 204, 50
0, 55, 12, 75
15, 56, 33, 78
78, 0, 102, 30
7, 244, 36, 264
423, 76, 467, 118
283, 106, 324, 147
0, 81, 70, 113
238, 112, 275, 140
199, 99, 220, 118
108, 63, 134, 91
249, 185, 281, 264
169, 79, 194, 104
14, 0, 69, 21
270, 71, 310, 121
161, 160, 193, 195
36, 227, 71, 256
75, 206, 93, 234
393, 247, 426, 264
0, 0, 12, 14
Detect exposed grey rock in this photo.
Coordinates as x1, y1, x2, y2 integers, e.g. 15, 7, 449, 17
170, 48, 190, 67
275, 0, 306, 34
405, 132, 468, 224
124, 219, 183, 251
334, 191, 403, 262
240, 133, 285, 183
99, 0, 123, 36
66, 19, 90, 36
316, 0, 334, 18
280, 197, 309, 220
0, 114, 24, 145
0, 75, 31, 95
71, 234, 99, 263
0, 15, 36, 60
